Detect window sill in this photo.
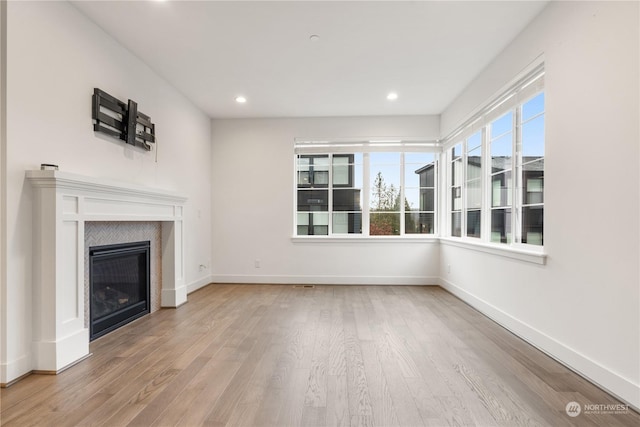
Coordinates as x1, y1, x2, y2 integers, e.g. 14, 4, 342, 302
290, 235, 546, 265
439, 237, 547, 265
291, 236, 439, 244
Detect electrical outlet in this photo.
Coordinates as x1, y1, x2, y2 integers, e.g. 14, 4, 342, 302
447, 264, 451, 274
254, 259, 261, 268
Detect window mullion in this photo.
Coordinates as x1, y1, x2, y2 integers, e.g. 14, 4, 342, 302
444, 149, 449, 236
448, 149, 453, 237
400, 153, 406, 235
439, 148, 451, 237
363, 152, 370, 236
447, 148, 453, 237
328, 154, 333, 235
293, 155, 298, 236
435, 155, 440, 236
462, 140, 467, 237
481, 127, 490, 242
512, 107, 521, 244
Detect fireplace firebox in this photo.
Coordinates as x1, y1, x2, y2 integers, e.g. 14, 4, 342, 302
89, 241, 151, 340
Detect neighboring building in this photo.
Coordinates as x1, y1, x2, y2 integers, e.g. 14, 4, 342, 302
413, 162, 436, 234
297, 154, 361, 235
447, 155, 544, 243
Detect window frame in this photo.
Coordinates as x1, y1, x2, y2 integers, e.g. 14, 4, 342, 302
443, 64, 545, 253
517, 93, 545, 246
296, 153, 359, 236
293, 140, 440, 239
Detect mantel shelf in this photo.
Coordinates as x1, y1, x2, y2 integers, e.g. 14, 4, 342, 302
26, 170, 187, 204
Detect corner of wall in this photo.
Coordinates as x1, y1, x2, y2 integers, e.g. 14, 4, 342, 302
0, 0, 8, 384
187, 275, 214, 294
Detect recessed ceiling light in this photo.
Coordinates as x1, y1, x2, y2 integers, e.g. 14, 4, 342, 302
235, 96, 247, 104
309, 35, 320, 42
387, 92, 398, 101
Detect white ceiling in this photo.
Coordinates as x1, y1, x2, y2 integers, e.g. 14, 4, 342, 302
71, 1, 548, 119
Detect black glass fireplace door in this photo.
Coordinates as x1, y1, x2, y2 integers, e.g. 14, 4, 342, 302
89, 241, 150, 340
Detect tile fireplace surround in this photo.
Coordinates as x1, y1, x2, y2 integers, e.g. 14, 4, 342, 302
26, 170, 187, 374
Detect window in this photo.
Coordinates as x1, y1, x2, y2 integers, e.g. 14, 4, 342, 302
370, 152, 401, 235
465, 132, 482, 238
297, 154, 361, 235
490, 112, 514, 243
450, 144, 462, 237
448, 131, 483, 239
445, 65, 544, 248
332, 154, 363, 234
295, 142, 438, 237
405, 152, 436, 234
520, 93, 545, 245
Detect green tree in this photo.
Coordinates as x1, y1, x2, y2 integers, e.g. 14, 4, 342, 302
370, 172, 401, 235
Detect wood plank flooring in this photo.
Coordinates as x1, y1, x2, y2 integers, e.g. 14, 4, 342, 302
1, 284, 638, 426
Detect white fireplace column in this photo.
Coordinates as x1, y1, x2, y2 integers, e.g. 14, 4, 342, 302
27, 170, 187, 373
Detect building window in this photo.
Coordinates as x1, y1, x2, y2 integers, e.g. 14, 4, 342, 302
445, 65, 544, 248
295, 143, 438, 237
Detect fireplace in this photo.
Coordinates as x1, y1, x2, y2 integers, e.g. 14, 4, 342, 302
27, 169, 187, 374
90, 241, 151, 340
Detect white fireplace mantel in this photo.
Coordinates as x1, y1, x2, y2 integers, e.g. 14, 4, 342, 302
26, 170, 187, 373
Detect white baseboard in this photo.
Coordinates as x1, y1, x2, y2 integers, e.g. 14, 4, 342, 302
187, 275, 214, 294
210, 274, 439, 286
439, 277, 640, 412
1, 353, 31, 385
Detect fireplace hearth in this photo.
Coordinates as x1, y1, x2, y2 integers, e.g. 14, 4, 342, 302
90, 241, 151, 340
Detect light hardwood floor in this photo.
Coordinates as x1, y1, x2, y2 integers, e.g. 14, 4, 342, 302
1, 284, 638, 426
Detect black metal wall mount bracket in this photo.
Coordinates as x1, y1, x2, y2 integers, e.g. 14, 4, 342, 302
92, 88, 156, 151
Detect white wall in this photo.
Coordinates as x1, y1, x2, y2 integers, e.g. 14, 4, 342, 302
440, 1, 639, 408
1, 1, 213, 383
211, 116, 440, 285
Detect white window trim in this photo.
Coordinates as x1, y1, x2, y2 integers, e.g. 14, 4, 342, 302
439, 237, 546, 265
442, 60, 545, 252
294, 140, 440, 238
291, 236, 440, 243
289, 236, 545, 265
